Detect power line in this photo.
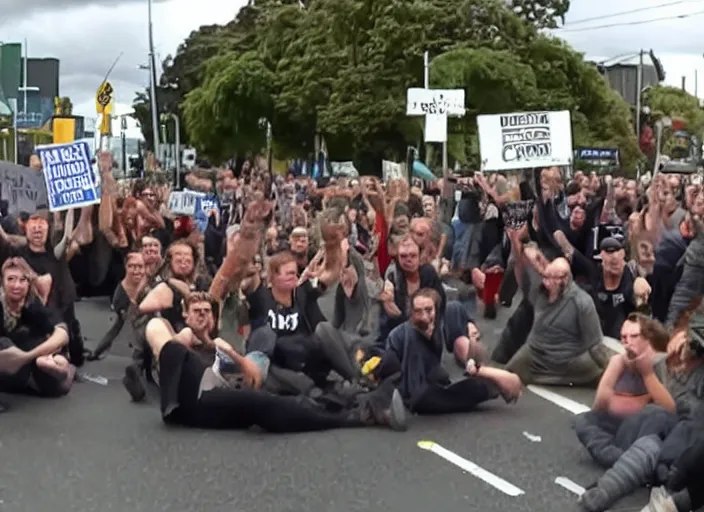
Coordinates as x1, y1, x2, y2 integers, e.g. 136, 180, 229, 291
564, 0, 702, 26
557, 9, 704, 32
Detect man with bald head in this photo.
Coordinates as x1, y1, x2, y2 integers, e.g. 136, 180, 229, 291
503, 230, 608, 386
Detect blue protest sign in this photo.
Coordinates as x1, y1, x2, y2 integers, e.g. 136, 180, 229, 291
37, 141, 100, 212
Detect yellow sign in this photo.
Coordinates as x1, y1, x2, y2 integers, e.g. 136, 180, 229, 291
95, 82, 114, 113
53, 117, 76, 144
95, 81, 114, 136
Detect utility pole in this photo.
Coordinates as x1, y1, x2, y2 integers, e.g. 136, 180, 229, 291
682, 76, 686, 91
147, 0, 160, 157
423, 51, 429, 174
696, 69, 699, 98
635, 50, 644, 142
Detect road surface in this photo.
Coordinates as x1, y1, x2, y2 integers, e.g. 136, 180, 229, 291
0, 298, 649, 512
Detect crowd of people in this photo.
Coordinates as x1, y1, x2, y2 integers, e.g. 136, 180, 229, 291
0, 153, 703, 512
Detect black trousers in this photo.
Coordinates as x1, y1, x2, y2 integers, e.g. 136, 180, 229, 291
64, 303, 85, 366
0, 337, 68, 397
411, 377, 498, 415
159, 341, 364, 432
248, 323, 358, 384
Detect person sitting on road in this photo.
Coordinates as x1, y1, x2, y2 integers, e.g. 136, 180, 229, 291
379, 235, 479, 370
574, 313, 673, 468
370, 288, 521, 415
0, 257, 73, 410
87, 251, 147, 361
124, 239, 210, 402
210, 199, 364, 398
502, 228, 609, 386
578, 301, 704, 512
140, 291, 407, 433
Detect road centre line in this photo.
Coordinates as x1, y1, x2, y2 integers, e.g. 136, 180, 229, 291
524, 338, 624, 414
526, 385, 591, 414
555, 476, 586, 496
417, 441, 525, 497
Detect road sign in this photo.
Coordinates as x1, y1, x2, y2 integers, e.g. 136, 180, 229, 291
406, 88, 465, 143
96, 81, 113, 112
95, 81, 114, 135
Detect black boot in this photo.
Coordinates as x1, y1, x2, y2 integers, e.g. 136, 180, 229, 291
68, 318, 86, 367
350, 380, 408, 431
122, 364, 147, 402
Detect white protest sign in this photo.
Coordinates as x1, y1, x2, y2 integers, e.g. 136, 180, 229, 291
382, 160, 404, 181
168, 190, 204, 215
406, 88, 465, 143
477, 110, 573, 172
36, 141, 100, 212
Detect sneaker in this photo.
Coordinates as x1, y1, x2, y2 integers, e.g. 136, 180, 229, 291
642, 487, 677, 512
122, 365, 146, 402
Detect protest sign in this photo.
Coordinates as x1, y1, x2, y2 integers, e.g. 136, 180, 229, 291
168, 190, 204, 215
477, 111, 573, 171
0, 161, 49, 215
36, 141, 100, 212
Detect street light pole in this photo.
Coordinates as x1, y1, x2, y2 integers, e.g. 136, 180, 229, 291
636, 49, 644, 142
147, 0, 160, 158
172, 113, 181, 189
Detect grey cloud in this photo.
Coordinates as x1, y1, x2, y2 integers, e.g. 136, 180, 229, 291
0, 0, 169, 22
1, 7, 154, 114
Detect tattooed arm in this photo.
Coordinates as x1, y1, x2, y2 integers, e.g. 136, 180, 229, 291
209, 199, 273, 302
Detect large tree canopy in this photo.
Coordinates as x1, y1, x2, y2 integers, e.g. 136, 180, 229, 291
134, 0, 641, 172
643, 86, 704, 160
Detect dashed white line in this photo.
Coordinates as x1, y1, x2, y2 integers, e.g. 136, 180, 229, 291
526, 385, 591, 415
555, 476, 586, 496
417, 440, 525, 497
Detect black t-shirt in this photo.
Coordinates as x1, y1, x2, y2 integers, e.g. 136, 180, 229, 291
16, 245, 76, 310
247, 284, 308, 337
0, 299, 62, 351
594, 267, 635, 339
457, 189, 482, 224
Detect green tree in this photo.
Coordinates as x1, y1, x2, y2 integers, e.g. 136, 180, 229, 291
182, 51, 276, 162
643, 86, 704, 159
509, 0, 570, 28
643, 86, 704, 132
429, 35, 641, 171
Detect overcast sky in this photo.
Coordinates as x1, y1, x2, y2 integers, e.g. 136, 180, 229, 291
1, 0, 703, 135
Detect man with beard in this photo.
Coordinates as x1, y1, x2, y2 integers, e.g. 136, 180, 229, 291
376, 288, 521, 414
504, 230, 609, 386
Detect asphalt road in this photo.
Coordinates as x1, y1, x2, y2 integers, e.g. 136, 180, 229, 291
0, 298, 650, 512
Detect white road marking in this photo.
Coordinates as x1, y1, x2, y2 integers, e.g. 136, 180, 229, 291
555, 476, 585, 496
417, 441, 525, 497
526, 385, 590, 415
522, 431, 542, 442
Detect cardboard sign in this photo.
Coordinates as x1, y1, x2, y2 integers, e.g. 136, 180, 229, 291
36, 141, 100, 212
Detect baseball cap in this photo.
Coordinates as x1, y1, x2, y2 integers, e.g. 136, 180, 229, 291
600, 237, 624, 253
